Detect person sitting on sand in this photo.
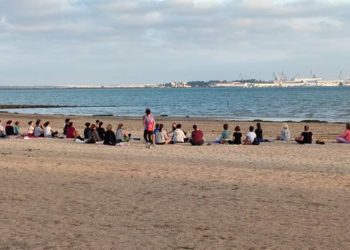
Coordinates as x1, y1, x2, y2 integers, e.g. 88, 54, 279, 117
218, 123, 231, 144
84, 122, 91, 140
5, 120, 14, 136
116, 123, 130, 143
26, 121, 35, 137
244, 126, 258, 145
336, 123, 350, 144
33, 119, 44, 137
97, 121, 105, 140
155, 123, 170, 145
167, 122, 177, 138
13, 121, 20, 135
172, 124, 187, 143
63, 118, 70, 136
104, 124, 117, 146
277, 123, 291, 141
86, 124, 100, 143
0, 120, 6, 138
43, 121, 58, 138
295, 125, 313, 144
255, 122, 268, 143
190, 124, 204, 146
66, 122, 84, 140
229, 126, 242, 145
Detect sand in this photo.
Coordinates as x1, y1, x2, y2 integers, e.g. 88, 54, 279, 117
0, 113, 349, 249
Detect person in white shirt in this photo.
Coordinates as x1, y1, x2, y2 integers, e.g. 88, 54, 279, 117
0, 120, 6, 138
244, 126, 257, 145
155, 124, 170, 145
43, 121, 58, 138
172, 124, 187, 143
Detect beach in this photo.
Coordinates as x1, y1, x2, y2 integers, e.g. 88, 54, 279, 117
1, 113, 350, 249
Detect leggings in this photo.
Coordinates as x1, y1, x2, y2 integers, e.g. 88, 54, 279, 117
144, 130, 153, 143
336, 137, 350, 143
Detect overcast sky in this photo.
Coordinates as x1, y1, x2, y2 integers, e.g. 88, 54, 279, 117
1, 0, 350, 85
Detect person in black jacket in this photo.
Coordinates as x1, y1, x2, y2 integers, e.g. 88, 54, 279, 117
104, 124, 116, 146
97, 121, 105, 140
83, 122, 91, 140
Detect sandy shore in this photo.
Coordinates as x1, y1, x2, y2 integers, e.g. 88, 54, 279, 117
0, 113, 349, 249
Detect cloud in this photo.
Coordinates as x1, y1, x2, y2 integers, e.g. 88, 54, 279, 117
0, 0, 350, 84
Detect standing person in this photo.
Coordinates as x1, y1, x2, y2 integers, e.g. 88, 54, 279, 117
143, 108, 155, 145
295, 125, 313, 144
229, 126, 242, 145
277, 123, 291, 141
336, 123, 350, 143
63, 118, 70, 136
33, 119, 44, 137
13, 121, 20, 135
104, 124, 117, 146
244, 126, 257, 145
190, 124, 204, 146
97, 121, 105, 140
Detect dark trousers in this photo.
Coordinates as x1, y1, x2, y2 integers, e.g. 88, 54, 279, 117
144, 130, 153, 143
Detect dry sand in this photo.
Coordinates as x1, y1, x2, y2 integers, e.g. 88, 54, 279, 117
0, 113, 349, 249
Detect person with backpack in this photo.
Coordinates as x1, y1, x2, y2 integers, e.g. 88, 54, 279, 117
143, 108, 155, 145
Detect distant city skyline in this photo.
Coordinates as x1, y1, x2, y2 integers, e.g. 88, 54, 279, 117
1, 0, 350, 85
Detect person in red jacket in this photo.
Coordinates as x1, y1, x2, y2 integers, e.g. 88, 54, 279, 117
190, 124, 204, 146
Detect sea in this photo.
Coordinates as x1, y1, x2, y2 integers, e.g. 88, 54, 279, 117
0, 87, 349, 122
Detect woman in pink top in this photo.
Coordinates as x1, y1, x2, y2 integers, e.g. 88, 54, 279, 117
336, 123, 350, 143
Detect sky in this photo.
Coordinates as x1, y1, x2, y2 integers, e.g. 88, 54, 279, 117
1, 0, 350, 85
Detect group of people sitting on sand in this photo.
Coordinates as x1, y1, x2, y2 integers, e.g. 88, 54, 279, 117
62, 119, 131, 146
1, 110, 350, 146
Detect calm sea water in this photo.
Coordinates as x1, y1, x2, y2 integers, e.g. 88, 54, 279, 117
0, 87, 349, 122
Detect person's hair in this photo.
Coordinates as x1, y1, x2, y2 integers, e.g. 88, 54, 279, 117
176, 124, 182, 129
256, 123, 261, 129
106, 124, 112, 131
96, 120, 100, 124
91, 124, 96, 130
159, 123, 164, 132
145, 108, 151, 115
235, 126, 240, 132
65, 118, 70, 123
223, 123, 228, 130
346, 123, 350, 130
249, 126, 254, 132
28, 121, 33, 126
15, 121, 19, 125
85, 122, 90, 127
43, 121, 49, 127
172, 123, 177, 131
304, 125, 309, 131
117, 123, 123, 130
155, 123, 159, 129
35, 119, 41, 126
283, 123, 289, 129
193, 124, 197, 130
68, 122, 73, 127
98, 121, 103, 127
6, 120, 12, 125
